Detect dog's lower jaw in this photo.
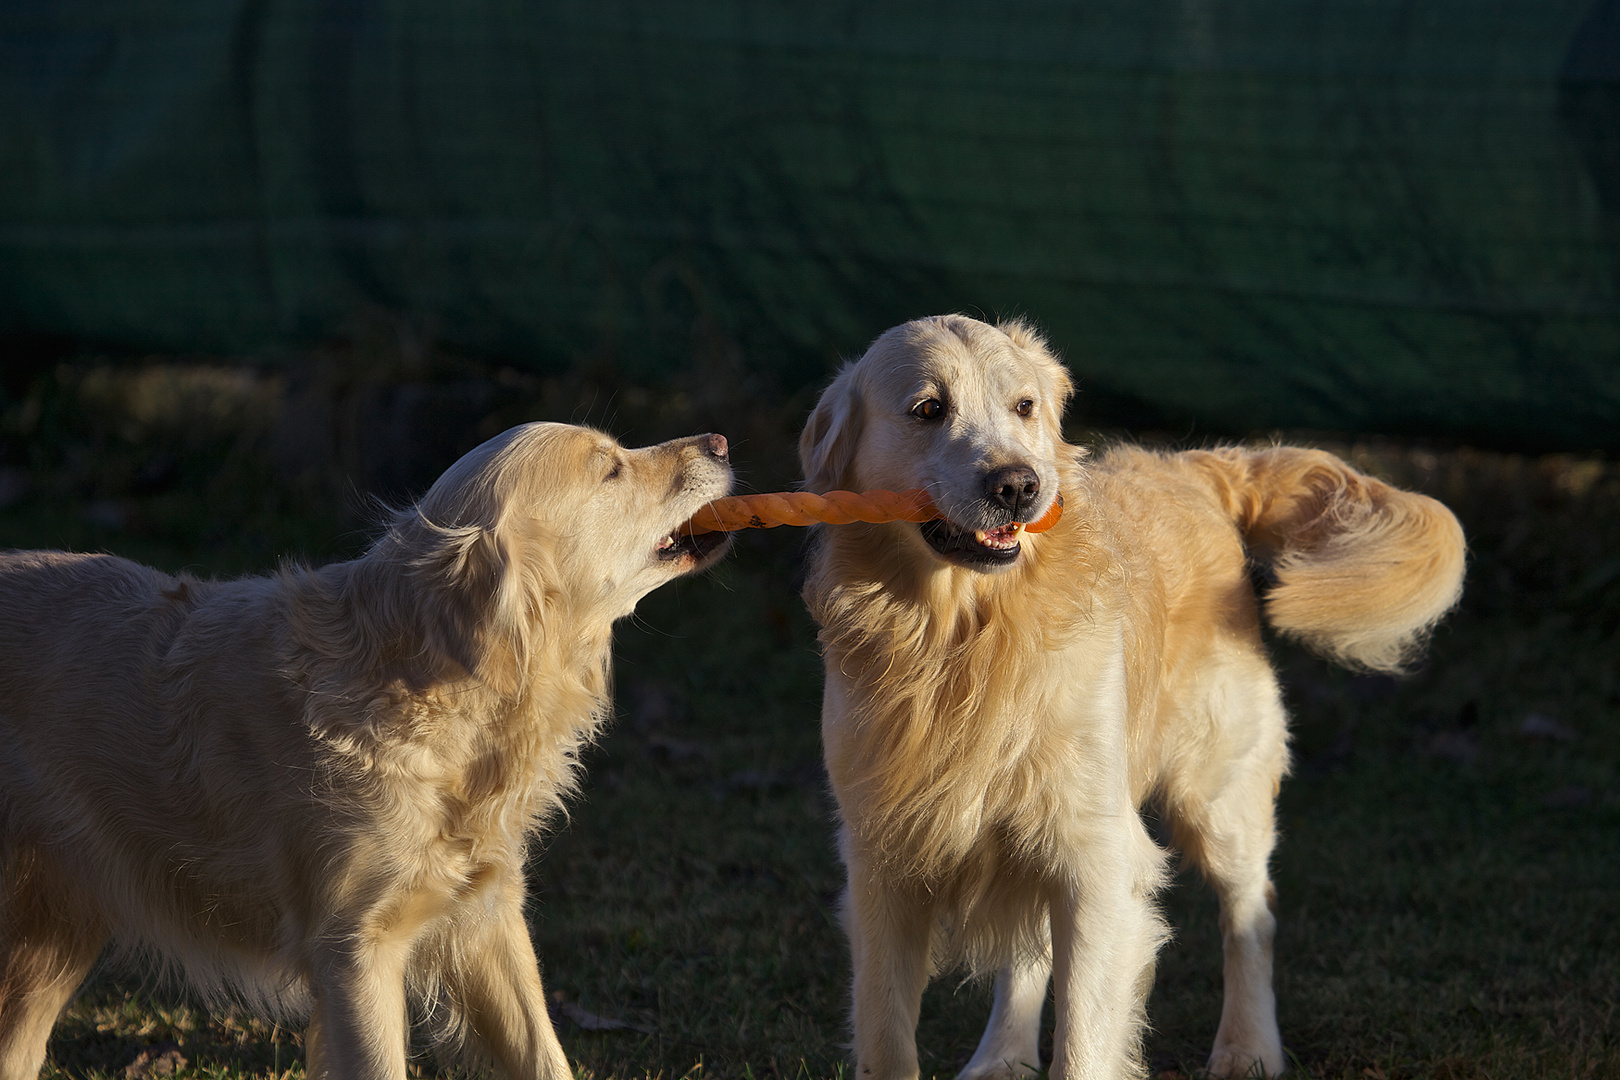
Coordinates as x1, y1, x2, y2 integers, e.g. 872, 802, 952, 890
654, 527, 732, 569
917, 519, 1023, 571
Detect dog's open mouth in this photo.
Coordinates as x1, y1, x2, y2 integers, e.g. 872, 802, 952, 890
655, 526, 731, 565
919, 518, 1025, 566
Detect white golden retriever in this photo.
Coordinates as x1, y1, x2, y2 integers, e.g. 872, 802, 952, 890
0, 422, 732, 1080
799, 316, 1466, 1080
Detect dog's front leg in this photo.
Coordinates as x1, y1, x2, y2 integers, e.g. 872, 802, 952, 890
1047, 825, 1165, 1080
844, 853, 933, 1080
957, 955, 1050, 1080
305, 939, 412, 1080
451, 900, 571, 1080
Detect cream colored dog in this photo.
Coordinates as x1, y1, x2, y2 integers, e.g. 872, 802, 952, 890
0, 422, 733, 1080
799, 316, 1466, 1080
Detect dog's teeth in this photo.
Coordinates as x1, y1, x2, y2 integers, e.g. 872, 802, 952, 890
657, 535, 676, 551
973, 527, 1021, 551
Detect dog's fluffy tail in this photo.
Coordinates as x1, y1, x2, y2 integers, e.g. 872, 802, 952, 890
1186, 446, 1466, 673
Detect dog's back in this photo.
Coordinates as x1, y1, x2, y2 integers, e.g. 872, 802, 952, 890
0, 549, 188, 670
0, 551, 201, 816
1090, 446, 1467, 673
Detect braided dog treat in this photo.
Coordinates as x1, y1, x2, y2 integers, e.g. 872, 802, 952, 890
681, 489, 1063, 536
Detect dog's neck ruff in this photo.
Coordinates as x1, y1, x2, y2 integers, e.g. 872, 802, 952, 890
803, 473, 1104, 876
284, 554, 617, 841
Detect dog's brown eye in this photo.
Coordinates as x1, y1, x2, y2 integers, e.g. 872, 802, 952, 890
911, 398, 945, 422
1016, 399, 1035, 418
605, 460, 623, 481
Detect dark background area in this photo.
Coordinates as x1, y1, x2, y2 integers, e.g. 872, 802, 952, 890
3, 0, 1620, 450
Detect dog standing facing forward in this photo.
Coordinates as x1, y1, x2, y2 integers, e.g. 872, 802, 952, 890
799, 316, 1465, 1079
0, 422, 733, 1080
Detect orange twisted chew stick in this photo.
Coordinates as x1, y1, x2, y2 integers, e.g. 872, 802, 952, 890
681, 489, 1063, 536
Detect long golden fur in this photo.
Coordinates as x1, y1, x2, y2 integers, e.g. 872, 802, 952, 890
0, 422, 733, 1080
799, 315, 1466, 1080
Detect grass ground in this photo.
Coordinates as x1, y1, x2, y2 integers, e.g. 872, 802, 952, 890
3, 357, 1616, 1079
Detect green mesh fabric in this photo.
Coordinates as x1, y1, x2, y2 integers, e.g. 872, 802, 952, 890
2, 1, 1617, 447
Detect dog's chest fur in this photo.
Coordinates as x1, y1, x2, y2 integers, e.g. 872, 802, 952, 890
806, 509, 1142, 893
284, 612, 613, 904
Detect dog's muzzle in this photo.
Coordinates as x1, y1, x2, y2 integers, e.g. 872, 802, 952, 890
918, 464, 1043, 568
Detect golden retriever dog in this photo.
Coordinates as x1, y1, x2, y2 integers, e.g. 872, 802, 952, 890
0, 422, 733, 1080
798, 315, 1466, 1080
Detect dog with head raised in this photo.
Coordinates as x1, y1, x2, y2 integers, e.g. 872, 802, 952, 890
799, 315, 1465, 1079
0, 422, 732, 1080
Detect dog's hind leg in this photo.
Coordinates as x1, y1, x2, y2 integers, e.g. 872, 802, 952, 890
957, 955, 1049, 1080
446, 899, 570, 1080
0, 850, 108, 1080
1170, 667, 1290, 1078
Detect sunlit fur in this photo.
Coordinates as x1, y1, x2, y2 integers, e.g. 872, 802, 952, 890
0, 422, 732, 1080
799, 315, 1466, 1080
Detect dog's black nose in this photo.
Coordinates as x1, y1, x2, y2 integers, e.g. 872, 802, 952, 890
984, 465, 1039, 517
699, 433, 729, 460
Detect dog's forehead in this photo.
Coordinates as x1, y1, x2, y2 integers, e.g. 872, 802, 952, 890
516, 427, 624, 492
553, 428, 620, 466
889, 337, 1039, 400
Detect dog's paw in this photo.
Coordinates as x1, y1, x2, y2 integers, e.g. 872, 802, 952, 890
1205, 1043, 1287, 1079
956, 1060, 1041, 1080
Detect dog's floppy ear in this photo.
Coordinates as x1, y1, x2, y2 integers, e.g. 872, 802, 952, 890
800, 364, 865, 492
402, 518, 513, 684
342, 511, 526, 692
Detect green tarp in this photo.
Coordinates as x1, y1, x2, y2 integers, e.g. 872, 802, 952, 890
2, 1, 1617, 448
